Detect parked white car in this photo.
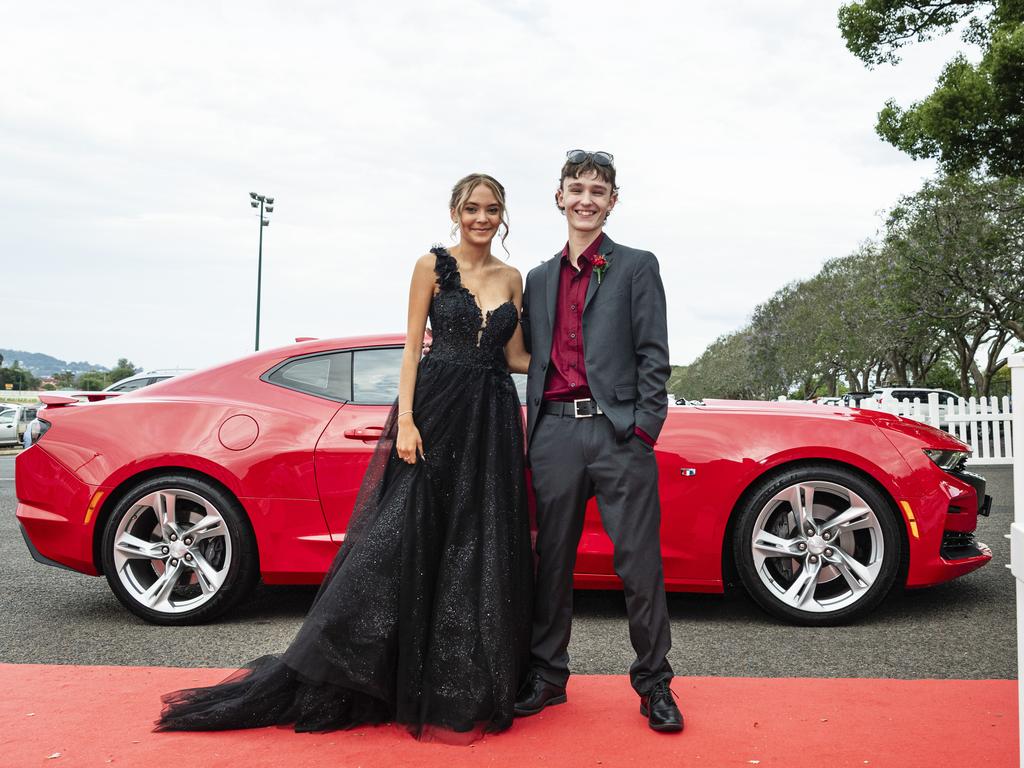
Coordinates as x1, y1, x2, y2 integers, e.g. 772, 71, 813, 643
102, 368, 192, 394
0, 403, 42, 446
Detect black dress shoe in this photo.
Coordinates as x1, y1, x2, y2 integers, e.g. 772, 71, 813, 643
513, 671, 567, 716
640, 680, 683, 732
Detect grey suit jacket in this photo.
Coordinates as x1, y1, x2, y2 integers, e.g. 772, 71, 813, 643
521, 234, 670, 449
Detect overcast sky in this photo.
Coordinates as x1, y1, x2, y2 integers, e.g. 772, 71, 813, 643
2, 1, 969, 371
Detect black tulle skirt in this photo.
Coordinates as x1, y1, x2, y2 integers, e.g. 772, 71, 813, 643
156, 354, 534, 738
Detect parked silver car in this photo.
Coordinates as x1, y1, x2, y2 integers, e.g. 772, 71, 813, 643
0, 404, 41, 446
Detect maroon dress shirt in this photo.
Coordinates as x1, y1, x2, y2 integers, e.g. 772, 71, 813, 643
543, 233, 655, 447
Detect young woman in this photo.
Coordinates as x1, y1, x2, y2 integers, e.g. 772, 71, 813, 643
157, 173, 533, 738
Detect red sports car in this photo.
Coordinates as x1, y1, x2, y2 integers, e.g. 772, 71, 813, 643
15, 335, 992, 626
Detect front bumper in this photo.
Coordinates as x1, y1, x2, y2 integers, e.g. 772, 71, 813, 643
904, 466, 991, 587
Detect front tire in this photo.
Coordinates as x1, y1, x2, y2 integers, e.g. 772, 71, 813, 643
733, 464, 901, 625
100, 474, 259, 625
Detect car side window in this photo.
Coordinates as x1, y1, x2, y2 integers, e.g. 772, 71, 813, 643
352, 348, 404, 404
266, 351, 353, 402
113, 378, 150, 392
0, 410, 14, 425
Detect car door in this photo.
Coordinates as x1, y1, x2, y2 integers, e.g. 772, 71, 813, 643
315, 346, 404, 541
570, 408, 706, 584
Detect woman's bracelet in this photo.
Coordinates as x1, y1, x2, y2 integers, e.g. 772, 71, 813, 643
397, 410, 414, 419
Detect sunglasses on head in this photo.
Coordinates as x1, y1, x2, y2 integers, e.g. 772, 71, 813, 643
566, 149, 614, 166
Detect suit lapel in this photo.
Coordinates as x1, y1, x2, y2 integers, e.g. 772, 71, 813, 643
544, 252, 561, 330
583, 234, 616, 314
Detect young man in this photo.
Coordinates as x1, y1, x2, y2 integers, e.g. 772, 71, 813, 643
516, 150, 681, 732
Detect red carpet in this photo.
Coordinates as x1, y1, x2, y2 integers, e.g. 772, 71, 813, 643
0, 664, 1015, 767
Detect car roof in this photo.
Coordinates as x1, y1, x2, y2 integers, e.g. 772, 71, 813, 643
107, 334, 409, 399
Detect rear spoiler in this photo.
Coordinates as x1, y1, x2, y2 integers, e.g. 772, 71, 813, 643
39, 392, 122, 408
39, 395, 80, 408
75, 392, 122, 402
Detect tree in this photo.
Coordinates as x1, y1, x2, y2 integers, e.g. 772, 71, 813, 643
107, 358, 139, 385
749, 282, 828, 399
75, 372, 108, 391
666, 365, 689, 399
885, 173, 1024, 356
882, 173, 1023, 394
0, 362, 41, 391
674, 328, 775, 400
839, 1, 1024, 175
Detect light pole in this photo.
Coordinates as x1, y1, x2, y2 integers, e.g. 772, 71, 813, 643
249, 192, 275, 351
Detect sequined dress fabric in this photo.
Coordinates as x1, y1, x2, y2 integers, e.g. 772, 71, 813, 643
157, 246, 533, 738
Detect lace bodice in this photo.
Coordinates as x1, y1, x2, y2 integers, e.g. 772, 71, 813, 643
427, 246, 518, 371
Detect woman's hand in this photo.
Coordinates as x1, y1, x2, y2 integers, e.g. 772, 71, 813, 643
396, 416, 425, 464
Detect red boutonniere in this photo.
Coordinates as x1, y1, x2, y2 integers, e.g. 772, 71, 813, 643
592, 254, 609, 284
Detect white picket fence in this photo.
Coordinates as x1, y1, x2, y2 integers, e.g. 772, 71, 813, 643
859, 392, 1014, 465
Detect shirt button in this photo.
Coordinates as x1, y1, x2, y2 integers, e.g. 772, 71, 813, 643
570, 332, 576, 339
570, 382, 576, 388
570, 304, 577, 311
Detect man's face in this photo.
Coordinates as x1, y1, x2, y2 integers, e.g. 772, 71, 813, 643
556, 170, 616, 234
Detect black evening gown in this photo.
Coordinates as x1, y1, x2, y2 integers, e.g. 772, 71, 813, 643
157, 246, 533, 738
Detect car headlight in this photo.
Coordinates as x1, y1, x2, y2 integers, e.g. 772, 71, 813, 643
923, 449, 968, 471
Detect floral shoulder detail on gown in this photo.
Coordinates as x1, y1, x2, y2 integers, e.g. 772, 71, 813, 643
430, 245, 461, 291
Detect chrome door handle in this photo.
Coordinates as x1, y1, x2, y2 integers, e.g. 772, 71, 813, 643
343, 426, 385, 441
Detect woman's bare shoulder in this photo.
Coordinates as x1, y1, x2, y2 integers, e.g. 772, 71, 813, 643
490, 260, 522, 282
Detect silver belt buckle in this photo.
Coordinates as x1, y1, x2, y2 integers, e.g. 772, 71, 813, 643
573, 398, 597, 418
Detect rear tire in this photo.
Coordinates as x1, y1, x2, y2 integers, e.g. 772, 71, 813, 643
100, 473, 258, 625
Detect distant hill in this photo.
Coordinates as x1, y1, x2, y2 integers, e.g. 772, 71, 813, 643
0, 349, 109, 377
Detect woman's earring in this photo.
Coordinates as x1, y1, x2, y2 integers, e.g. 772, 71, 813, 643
450, 223, 459, 240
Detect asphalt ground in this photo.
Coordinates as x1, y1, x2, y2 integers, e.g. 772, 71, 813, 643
0, 455, 1016, 679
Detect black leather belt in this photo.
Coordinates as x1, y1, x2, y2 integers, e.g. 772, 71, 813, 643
542, 398, 604, 418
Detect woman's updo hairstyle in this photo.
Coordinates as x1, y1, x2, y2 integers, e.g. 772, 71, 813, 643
449, 173, 510, 252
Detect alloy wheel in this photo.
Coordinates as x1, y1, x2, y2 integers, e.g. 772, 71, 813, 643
749, 480, 884, 614
111, 488, 233, 614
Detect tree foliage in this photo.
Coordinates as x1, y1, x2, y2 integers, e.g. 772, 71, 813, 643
839, 1, 1024, 175
0, 358, 140, 392
107, 358, 139, 384
0, 361, 41, 391
886, 173, 1024, 341
675, 173, 1022, 401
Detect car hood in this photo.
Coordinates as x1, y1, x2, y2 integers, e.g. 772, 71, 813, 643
699, 399, 969, 451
